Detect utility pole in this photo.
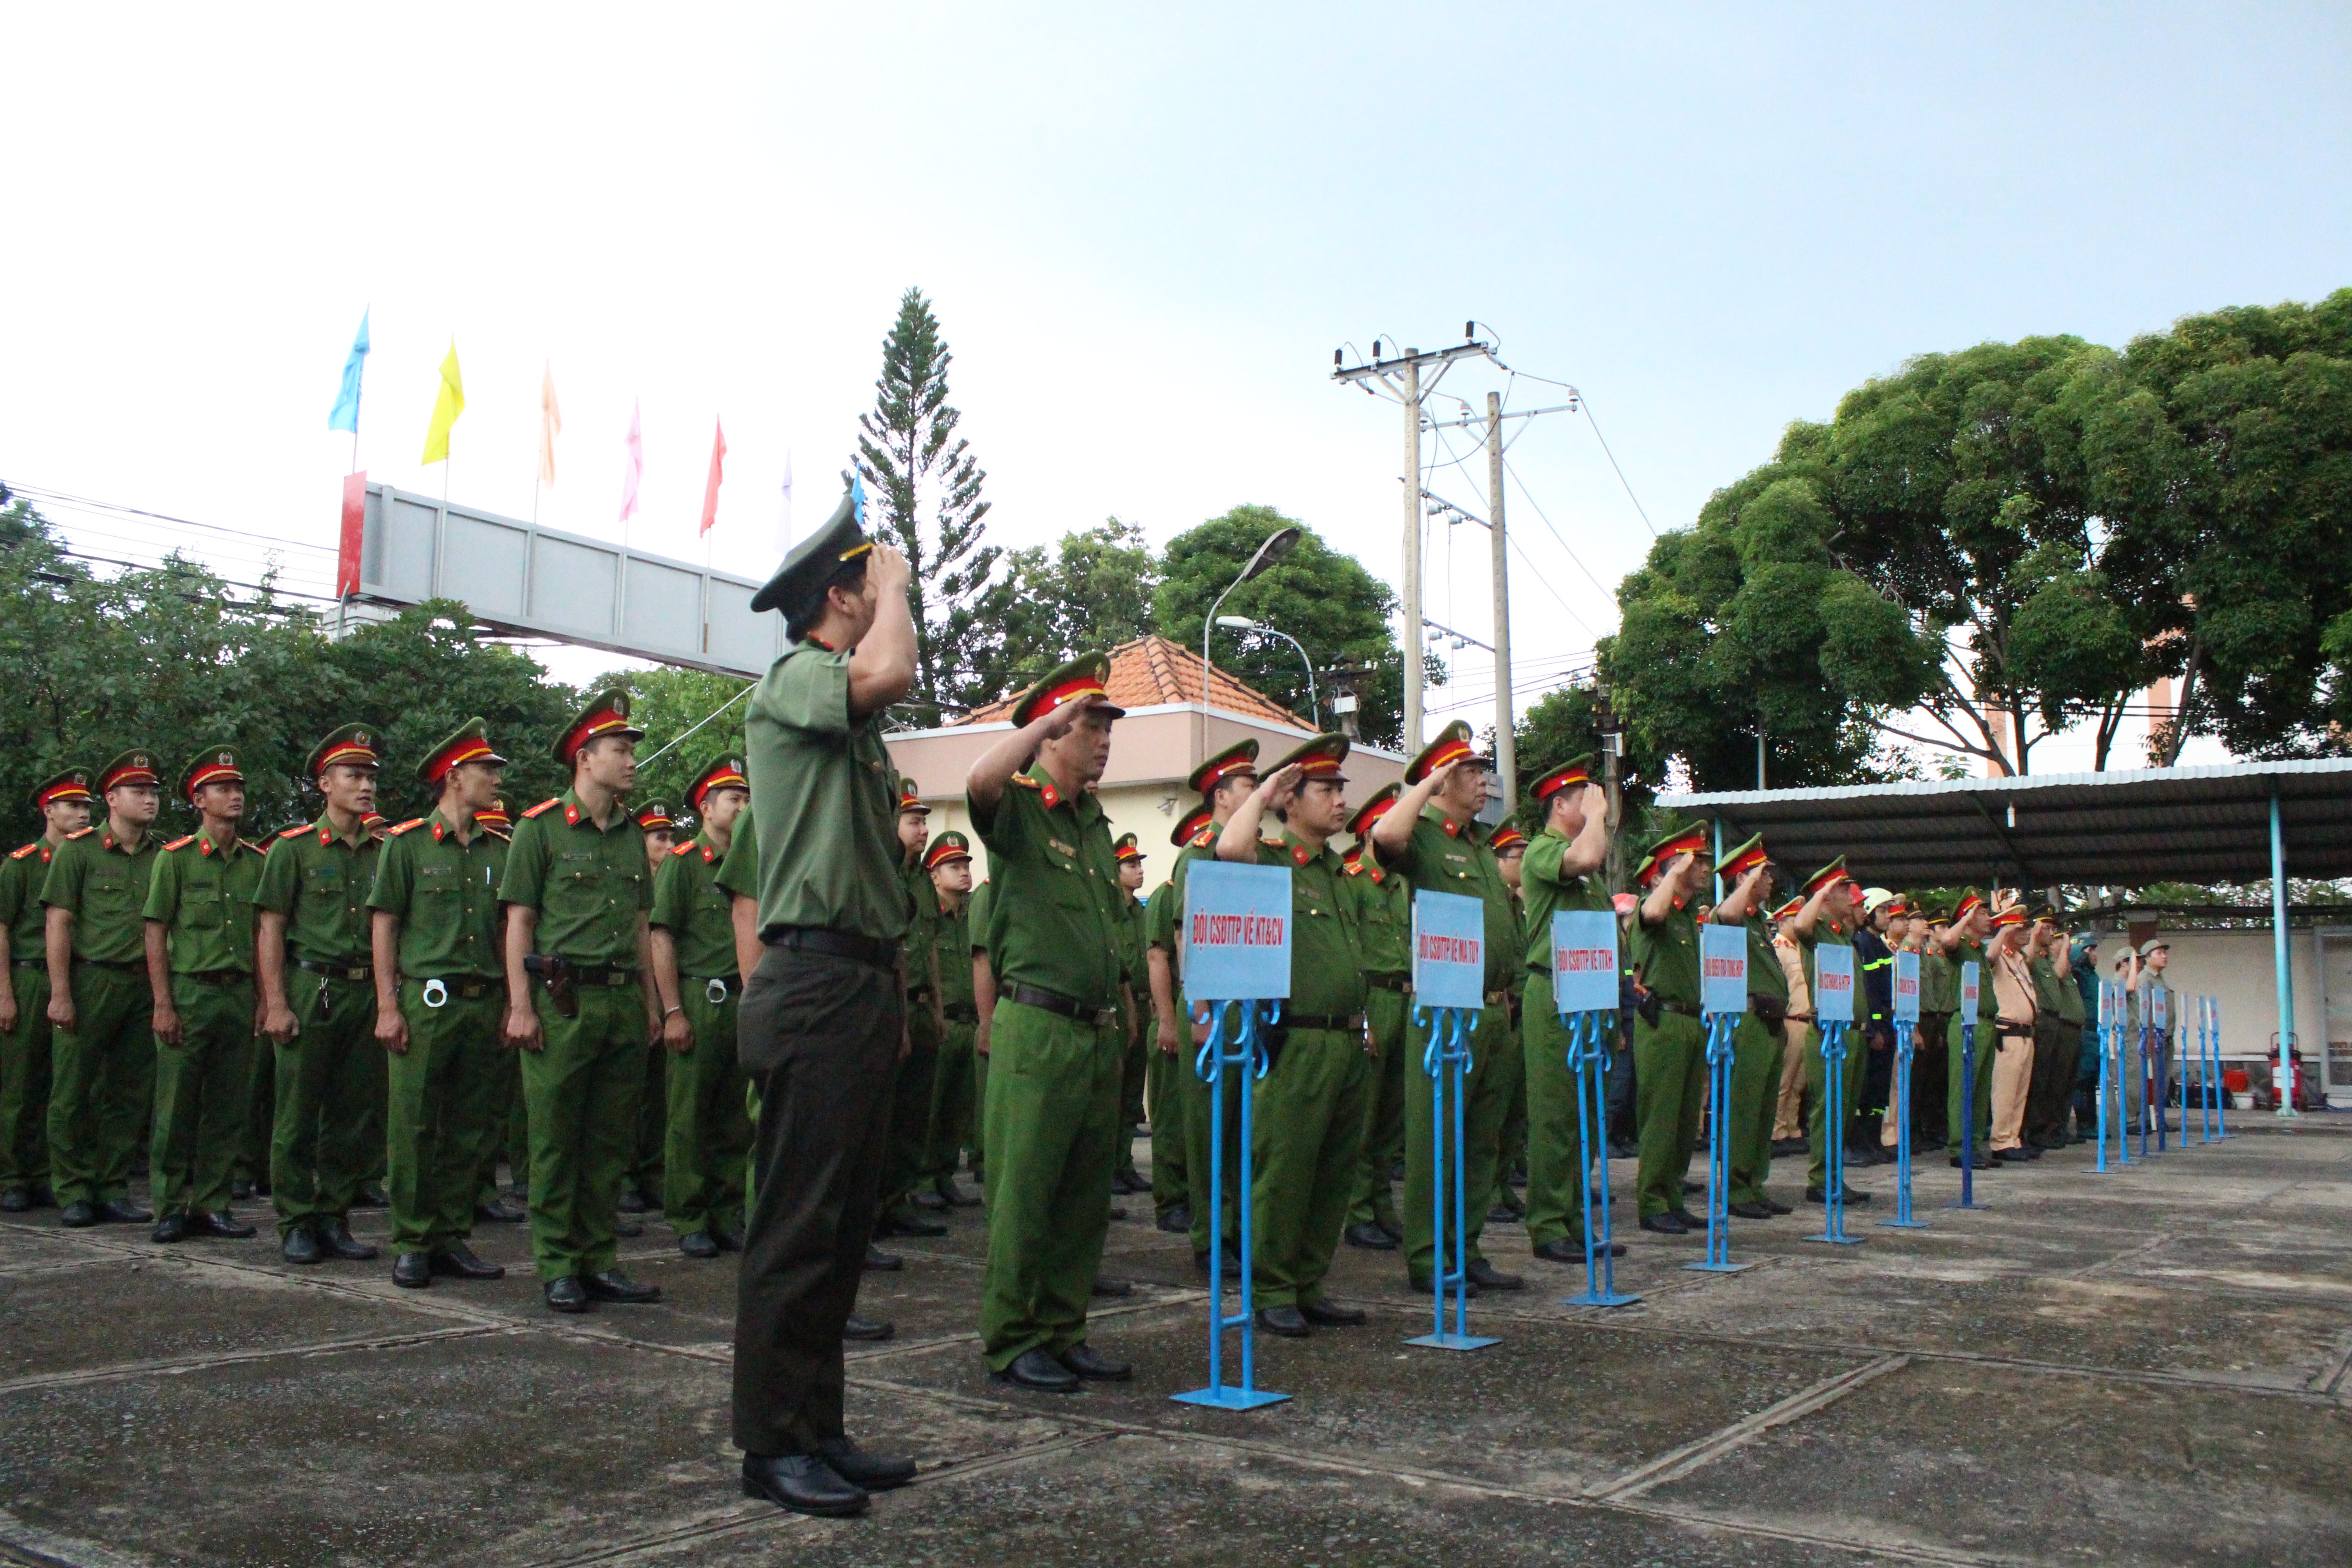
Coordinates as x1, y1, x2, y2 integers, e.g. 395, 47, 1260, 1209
1597, 684, 1625, 894
1487, 391, 1514, 811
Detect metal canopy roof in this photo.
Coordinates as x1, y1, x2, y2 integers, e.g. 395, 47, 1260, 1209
1656, 758, 2352, 887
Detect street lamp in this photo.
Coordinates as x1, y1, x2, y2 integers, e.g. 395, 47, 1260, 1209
1201, 526, 1302, 712
1216, 615, 1319, 730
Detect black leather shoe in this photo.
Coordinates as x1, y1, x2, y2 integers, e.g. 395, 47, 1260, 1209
996, 1347, 1079, 1391
544, 1276, 592, 1313
1090, 1275, 1134, 1298
842, 1314, 894, 1342
938, 1175, 982, 1208
230, 1179, 254, 1201
352, 1186, 389, 1210
192, 1210, 256, 1238
617, 1188, 649, 1214
817, 1436, 916, 1491
1301, 1299, 1367, 1326
1803, 1185, 1872, 1205
1465, 1258, 1523, 1290
1728, 1201, 1775, 1220
281, 1225, 325, 1264
741, 1451, 867, 1518
680, 1230, 721, 1259
1058, 1343, 1132, 1381
1764, 1197, 1793, 1215
1255, 1304, 1311, 1338
583, 1269, 660, 1304
318, 1219, 377, 1259
1640, 1211, 1690, 1235
150, 1213, 189, 1243
1156, 1206, 1191, 1233
1534, 1237, 1626, 1262
0, 1187, 33, 1213
1112, 1169, 1149, 1195
59, 1200, 98, 1228
1668, 1208, 1703, 1229
431, 1244, 504, 1280
1191, 1246, 1241, 1275
863, 1244, 902, 1272
1346, 1222, 1399, 1250
2004, 1145, 2043, 1161
1486, 1201, 1525, 1223
392, 1251, 433, 1288
1105, 1202, 1129, 1223
98, 1198, 152, 1224
475, 1197, 526, 1223
1407, 1274, 1477, 1298
715, 1225, 747, 1252
879, 1210, 948, 1238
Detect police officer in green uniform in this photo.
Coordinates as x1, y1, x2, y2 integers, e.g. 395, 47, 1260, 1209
965, 872, 995, 1196
2025, 907, 2082, 1149
1142, 812, 1200, 1232
1514, 759, 1617, 1264
622, 799, 676, 1214
369, 719, 512, 1289
1936, 892, 2000, 1168
1341, 784, 1409, 1251
0, 767, 92, 1212
253, 725, 387, 1264
965, 652, 1134, 1392
1487, 823, 1531, 1221
465, 796, 526, 1222
874, 782, 948, 1240
916, 832, 983, 1210
42, 750, 167, 1228
1170, 740, 1259, 1272
650, 755, 755, 1258
1110, 832, 1152, 1197
1626, 824, 1711, 1231
1214, 733, 1373, 1336
142, 746, 266, 1242
1915, 899, 1955, 1148
1704, 836, 1781, 1218
1793, 857, 1871, 1205
1369, 720, 1523, 1291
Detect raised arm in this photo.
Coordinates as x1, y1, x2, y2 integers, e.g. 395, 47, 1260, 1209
1373, 762, 1450, 866
847, 545, 917, 719
1217, 764, 1298, 862
966, 696, 1100, 821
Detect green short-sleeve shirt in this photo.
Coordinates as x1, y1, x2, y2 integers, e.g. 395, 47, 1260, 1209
652, 830, 741, 980
1250, 832, 1365, 1016
1628, 900, 1701, 1008
0, 840, 60, 962
497, 790, 652, 965
2034, 956, 2087, 1025
368, 813, 508, 980
1144, 880, 1177, 955
1344, 859, 1411, 977
40, 827, 161, 965
966, 880, 998, 963
902, 861, 938, 993
1920, 947, 1956, 1014
742, 641, 906, 944
143, 832, 266, 974
972, 772, 1122, 1008
930, 893, 975, 1009
252, 817, 382, 966
1747, 917, 1789, 1001
1516, 828, 1607, 973
1377, 808, 1516, 992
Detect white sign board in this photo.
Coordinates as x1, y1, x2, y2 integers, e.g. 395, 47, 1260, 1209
1892, 950, 1920, 1023
1700, 923, 1748, 1015
1412, 890, 1486, 1011
1181, 862, 1292, 1000
1550, 910, 1618, 1015
1814, 944, 1856, 1026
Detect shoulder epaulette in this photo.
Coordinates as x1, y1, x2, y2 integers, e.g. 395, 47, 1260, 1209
8, 842, 37, 860
64, 827, 97, 840
1342, 859, 1364, 876
277, 824, 312, 839
1188, 828, 1216, 848
1009, 773, 1043, 791
483, 824, 511, 840
521, 798, 562, 819
162, 834, 197, 852
386, 817, 430, 837
1260, 836, 1285, 848
238, 838, 267, 855
671, 840, 696, 856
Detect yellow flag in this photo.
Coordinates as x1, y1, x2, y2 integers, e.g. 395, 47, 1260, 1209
421, 340, 465, 464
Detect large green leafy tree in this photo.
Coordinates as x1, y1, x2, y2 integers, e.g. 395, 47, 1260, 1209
970, 517, 1161, 695
607, 666, 751, 829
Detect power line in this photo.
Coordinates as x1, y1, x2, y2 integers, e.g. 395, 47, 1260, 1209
10, 483, 338, 554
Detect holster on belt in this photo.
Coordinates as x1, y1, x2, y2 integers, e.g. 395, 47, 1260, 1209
1634, 983, 1662, 1028
524, 954, 578, 1019
1749, 992, 1787, 1028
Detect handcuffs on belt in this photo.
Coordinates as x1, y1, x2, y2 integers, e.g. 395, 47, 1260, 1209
705, 976, 731, 1005
422, 978, 448, 1009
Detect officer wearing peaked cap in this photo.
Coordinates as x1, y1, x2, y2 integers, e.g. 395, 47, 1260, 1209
1624, 823, 1713, 1230
1142, 804, 1212, 1232
0, 767, 93, 1212
625, 795, 677, 1215
916, 830, 984, 1212
1170, 738, 1259, 1269
875, 779, 948, 1240
1790, 856, 1870, 1205
1712, 834, 1787, 1218
1340, 781, 1409, 1251
1109, 831, 1154, 1198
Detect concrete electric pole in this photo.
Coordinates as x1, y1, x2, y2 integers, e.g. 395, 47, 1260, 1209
1487, 390, 1515, 811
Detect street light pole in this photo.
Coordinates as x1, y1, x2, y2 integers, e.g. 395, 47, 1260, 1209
1202, 527, 1303, 718
1217, 616, 1318, 730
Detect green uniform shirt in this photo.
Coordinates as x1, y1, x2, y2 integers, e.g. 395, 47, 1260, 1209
0, 840, 61, 962
1377, 808, 1515, 993
1249, 831, 1364, 1015
498, 790, 652, 965
1113, 891, 1146, 995
368, 813, 509, 980
902, 861, 938, 991
1920, 947, 1956, 1014
1628, 900, 1701, 1008
931, 893, 975, 1009
1143, 880, 1177, 954
252, 817, 382, 966
40, 826, 162, 965
142, 831, 266, 974
966, 879, 997, 963
651, 829, 741, 979
1747, 918, 1789, 1000
714, 807, 758, 902
1343, 858, 1411, 977
1516, 828, 1607, 973
1166, 836, 1219, 985
742, 640, 906, 944
2034, 955, 2086, 1025
972, 771, 1123, 1009
1946, 936, 2000, 1022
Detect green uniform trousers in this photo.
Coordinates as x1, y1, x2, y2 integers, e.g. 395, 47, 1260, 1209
235, 1027, 273, 1188
1346, 984, 1409, 1231
630, 1041, 667, 1203
473, 1043, 521, 1208
1805, 1022, 1871, 1190
387, 982, 505, 1255
877, 1003, 940, 1216
1114, 999, 1147, 1180
1632, 1009, 1705, 1220
0, 966, 54, 1196
978, 999, 1122, 1371
1251, 1026, 1370, 1308
523, 982, 648, 1281
1726, 1014, 1781, 1208
1401, 1001, 1514, 1279
922, 1017, 977, 1186
1947, 1012, 1996, 1157
1491, 1029, 1529, 1215
271, 967, 381, 1239
47, 962, 153, 1208
1181, 998, 1242, 1258
1145, 1038, 1189, 1220
2027, 1018, 2078, 1145
664, 981, 751, 1238
969, 1042, 989, 1176
149, 976, 257, 1217
1520, 973, 1593, 1249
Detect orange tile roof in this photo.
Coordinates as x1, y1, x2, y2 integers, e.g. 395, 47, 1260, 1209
960, 636, 1311, 730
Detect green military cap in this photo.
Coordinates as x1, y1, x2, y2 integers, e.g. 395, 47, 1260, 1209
178, 743, 245, 801
1112, 831, 1143, 864
750, 483, 873, 617
1188, 738, 1259, 796
2030, 902, 2061, 923
1010, 651, 1123, 727
1171, 802, 1215, 848
1345, 781, 1401, 839
97, 749, 163, 793
635, 801, 674, 833
924, 830, 973, 871
1801, 856, 1849, 898
305, 723, 382, 778
29, 765, 95, 813
415, 717, 508, 785
2137, 936, 2171, 957
1268, 731, 1351, 783
686, 755, 750, 812
554, 686, 645, 764
1404, 719, 1484, 785
1718, 832, 1767, 880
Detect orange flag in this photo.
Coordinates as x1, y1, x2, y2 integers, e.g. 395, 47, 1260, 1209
700, 417, 726, 535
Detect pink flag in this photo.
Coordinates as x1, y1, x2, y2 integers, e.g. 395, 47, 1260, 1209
619, 400, 643, 523
700, 416, 726, 536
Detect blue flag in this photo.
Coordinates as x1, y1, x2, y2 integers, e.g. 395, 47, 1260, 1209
328, 309, 370, 433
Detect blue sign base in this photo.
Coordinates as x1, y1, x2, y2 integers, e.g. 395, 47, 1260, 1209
1682, 1259, 1753, 1274
1879, 1215, 1929, 1230
1944, 1196, 1990, 1210
1565, 1286, 1642, 1307
1172, 1385, 1290, 1410
1405, 1331, 1501, 1352
1802, 1230, 1866, 1246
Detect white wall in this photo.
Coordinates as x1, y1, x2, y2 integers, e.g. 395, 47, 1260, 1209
2112, 926, 2352, 1104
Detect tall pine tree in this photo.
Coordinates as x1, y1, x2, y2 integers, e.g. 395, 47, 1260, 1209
856, 288, 998, 717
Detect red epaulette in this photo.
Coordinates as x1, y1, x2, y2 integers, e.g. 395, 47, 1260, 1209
278, 824, 312, 839
521, 798, 562, 819
162, 834, 196, 852
1189, 828, 1216, 848
482, 824, 511, 840
1009, 774, 1043, 790
64, 827, 97, 840
7, 842, 37, 861
671, 840, 697, 856
386, 817, 430, 838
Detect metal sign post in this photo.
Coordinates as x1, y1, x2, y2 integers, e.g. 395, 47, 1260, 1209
1406, 890, 1497, 1352
1882, 951, 1927, 1230
1690, 924, 1753, 1274
1950, 961, 1988, 1210
2091, 981, 2119, 1175
1172, 862, 1293, 1411
2153, 986, 2170, 1154
1807, 944, 1864, 1246
2207, 996, 2228, 1141
2136, 980, 2156, 1160
1553, 911, 1637, 1308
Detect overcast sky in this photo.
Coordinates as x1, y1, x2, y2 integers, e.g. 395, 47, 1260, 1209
5, 5, 2345, 770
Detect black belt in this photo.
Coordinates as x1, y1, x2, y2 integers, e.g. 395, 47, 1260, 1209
1284, 1011, 1362, 1033
10, 957, 43, 970
297, 959, 372, 982
566, 965, 640, 987
179, 968, 251, 988
417, 977, 498, 1000
1660, 1000, 1701, 1019
1009, 985, 1118, 1028
907, 984, 934, 1002
1996, 1018, 2033, 1034
78, 957, 142, 971
765, 926, 899, 970
1367, 973, 1411, 993
942, 1001, 979, 1024
686, 974, 742, 1001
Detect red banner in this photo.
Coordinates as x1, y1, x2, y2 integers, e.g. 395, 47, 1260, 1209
337, 472, 366, 598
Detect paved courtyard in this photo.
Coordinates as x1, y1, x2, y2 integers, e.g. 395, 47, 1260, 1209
2, 1116, 2348, 1568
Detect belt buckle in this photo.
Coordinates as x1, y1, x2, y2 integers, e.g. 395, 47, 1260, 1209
421, 978, 448, 1010
705, 976, 730, 1005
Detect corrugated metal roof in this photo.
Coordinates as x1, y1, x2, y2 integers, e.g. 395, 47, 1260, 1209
1656, 758, 2352, 886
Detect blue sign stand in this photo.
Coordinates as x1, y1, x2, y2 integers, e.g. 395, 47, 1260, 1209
2152, 986, 2170, 1155
2203, 996, 2228, 1142
2136, 982, 2156, 1160
2090, 981, 2117, 1175
1882, 951, 1926, 1230
1805, 943, 1864, 1246
1172, 861, 1293, 1411
1552, 911, 1637, 1307
1948, 960, 1987, 1210
1408, 890, 1497, 1352
1688, 923, 1751, 1274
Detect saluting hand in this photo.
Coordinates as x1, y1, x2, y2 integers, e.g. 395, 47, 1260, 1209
867, 542, 911, 597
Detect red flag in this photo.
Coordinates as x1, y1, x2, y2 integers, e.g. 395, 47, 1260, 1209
700, 417, 726, 536
337, 471, 367, 597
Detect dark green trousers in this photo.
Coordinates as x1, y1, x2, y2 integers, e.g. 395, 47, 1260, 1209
1520, 974, 1591, 1248
1114, 999, 1147, 1180
1632, 1009, 1705, 1220
978, 999, 1121, 1371
969, 1042, 989, 1175
1805, 1023, 1871, 1189
150, 975, 257, 1217
0, 965, 54, 1196
922, 1017, 976, 1185
523, 982, 647, 1280
1346, 985, 1408, 1231
629, 1042, 667, 1203
473, 1041, 519, 1208
387, 981, 505, 1255
1252, 1026, 1370, 1308
2027, 1018, 2078, 1145
878, 1002, 940, 1215
1727, 1014, 1781, 1207
47, 962, 152, 1207
1145, 1036, 1189, 1220
665, 980, 750, 1238
1401, 1001, 1514, 1279
1947, 1012, 1996, 1157
235, 1021, 273, 1186
270, 967, 380, 1239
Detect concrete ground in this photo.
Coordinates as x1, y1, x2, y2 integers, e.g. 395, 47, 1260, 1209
3, 1116, 2349, 1568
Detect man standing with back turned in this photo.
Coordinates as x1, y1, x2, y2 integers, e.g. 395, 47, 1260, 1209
731, 489, 920, 1519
